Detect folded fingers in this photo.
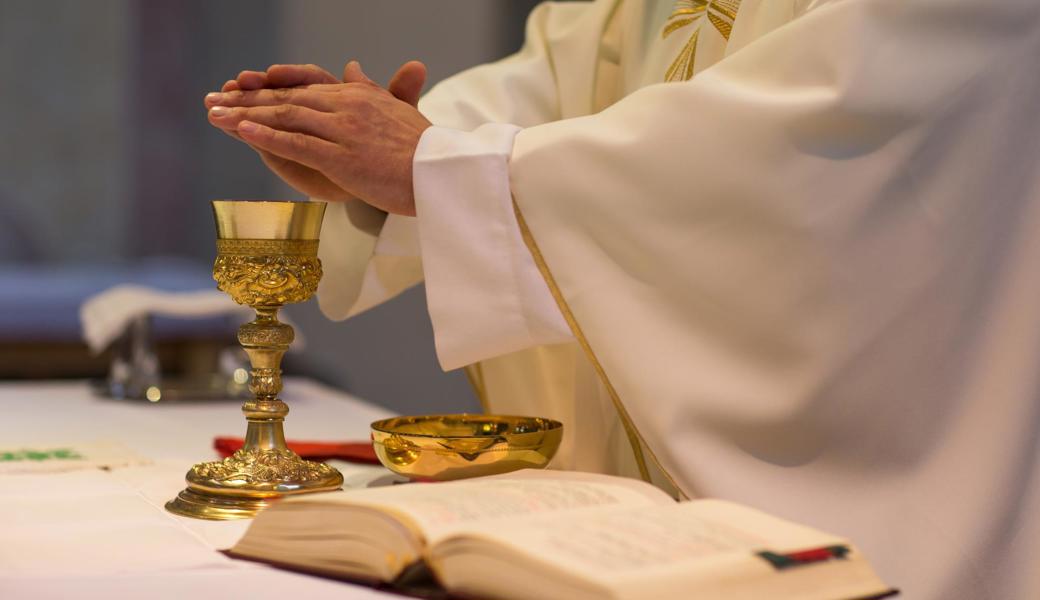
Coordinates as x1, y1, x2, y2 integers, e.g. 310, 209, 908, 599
236, 120, 341, 173
235, 70, 268, 90
208, 104, 335, 142
266, 63, 339, 88
205, 87, 342, 112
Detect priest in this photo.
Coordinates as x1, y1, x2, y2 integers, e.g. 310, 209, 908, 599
204, 1, 1040, 598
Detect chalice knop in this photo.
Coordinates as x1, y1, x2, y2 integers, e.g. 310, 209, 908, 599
166, 200, 343, 520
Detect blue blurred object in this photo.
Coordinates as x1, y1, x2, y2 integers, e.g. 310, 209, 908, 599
0, 257, 237, 343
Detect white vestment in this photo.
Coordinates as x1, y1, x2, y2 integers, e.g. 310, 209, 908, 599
317, 1, 1040, 598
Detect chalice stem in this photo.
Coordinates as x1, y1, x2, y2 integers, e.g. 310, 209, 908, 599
239, 307, 292, 455
241, 414, 288, 452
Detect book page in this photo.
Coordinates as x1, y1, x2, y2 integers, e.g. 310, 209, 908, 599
432, 501, 888, 600
292, 469, 673, 541
521, 505, 766, 571
441, 499, 845, 576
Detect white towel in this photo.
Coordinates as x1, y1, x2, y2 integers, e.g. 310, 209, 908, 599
79, 284, 308, 353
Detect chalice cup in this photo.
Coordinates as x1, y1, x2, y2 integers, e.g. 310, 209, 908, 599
165, 200, 343, 520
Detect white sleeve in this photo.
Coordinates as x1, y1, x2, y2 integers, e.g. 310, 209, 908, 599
315, 203, 423, 321
413, 123, 572, 371
316, 1, 600, 323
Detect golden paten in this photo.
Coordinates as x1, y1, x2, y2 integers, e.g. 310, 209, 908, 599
370, 414, 563, 481
166, 200, 343, 521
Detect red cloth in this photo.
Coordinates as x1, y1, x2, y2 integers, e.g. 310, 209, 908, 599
214, 437, 381, 465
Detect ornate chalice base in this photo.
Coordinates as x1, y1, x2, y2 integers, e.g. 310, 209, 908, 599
164, 385, 344, 519
166, 209, 343, 520
166, 443, 343, 520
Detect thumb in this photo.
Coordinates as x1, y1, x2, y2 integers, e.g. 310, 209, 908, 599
342, 60, 375, 85
387, 61, 427, 107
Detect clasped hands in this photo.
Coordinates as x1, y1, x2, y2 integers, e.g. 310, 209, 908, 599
205, 60, 431, 216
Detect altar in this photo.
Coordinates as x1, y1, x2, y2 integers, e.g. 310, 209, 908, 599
0, 378, 402, 599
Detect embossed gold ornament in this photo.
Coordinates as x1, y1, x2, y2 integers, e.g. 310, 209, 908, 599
192, 447, 339, 483
166, 201, 343, 521
214, 240, 321, 306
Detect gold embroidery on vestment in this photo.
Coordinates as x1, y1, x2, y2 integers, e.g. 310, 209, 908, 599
662, 0, 743, 82
664, 28, 701, 83
707, 12, 734, 40
512, 201, 687, 500
662, 17, 698, 38
711, 0, 741, 21
670, 5, 707, 18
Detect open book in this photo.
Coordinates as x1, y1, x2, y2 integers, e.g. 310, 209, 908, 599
229, 470, 895, 600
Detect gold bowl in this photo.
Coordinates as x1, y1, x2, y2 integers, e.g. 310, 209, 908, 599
371, 415, 563, 481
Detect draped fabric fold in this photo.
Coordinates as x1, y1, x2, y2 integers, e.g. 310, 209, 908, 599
316, 1, 1040, 597
508, 1, 1040, 599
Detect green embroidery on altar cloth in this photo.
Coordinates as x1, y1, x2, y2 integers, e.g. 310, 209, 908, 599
0, 448, 85, 462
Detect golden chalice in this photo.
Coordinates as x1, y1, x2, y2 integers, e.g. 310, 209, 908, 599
166, 200, 343, 520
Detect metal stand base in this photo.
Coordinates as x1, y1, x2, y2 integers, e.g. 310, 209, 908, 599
165, 448, 343, 520
165, 489, 274, 521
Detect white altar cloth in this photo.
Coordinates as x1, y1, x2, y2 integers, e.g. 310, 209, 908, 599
0, 378, 401, 599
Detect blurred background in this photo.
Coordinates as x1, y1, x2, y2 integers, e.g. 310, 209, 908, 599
0, 0, 542, 414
